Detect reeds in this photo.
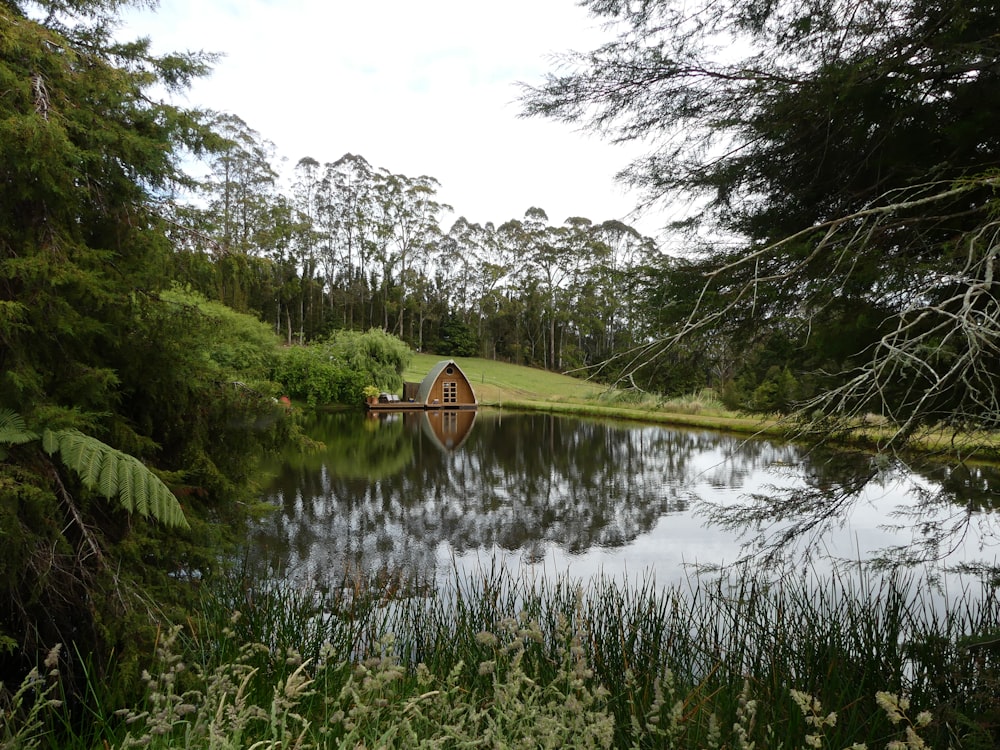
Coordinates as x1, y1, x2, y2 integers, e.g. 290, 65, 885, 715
10, 563, 999, 748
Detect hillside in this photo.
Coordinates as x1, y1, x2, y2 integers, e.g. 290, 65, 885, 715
402, 354, 778, 435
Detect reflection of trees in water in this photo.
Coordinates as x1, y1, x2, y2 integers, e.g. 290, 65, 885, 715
250, 412, 802, 583
880, 462, 1000, 573
700, 448, 1000, 574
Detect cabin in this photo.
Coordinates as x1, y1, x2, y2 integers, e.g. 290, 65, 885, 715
415, 359, 477, 409
368, 359, 478, 411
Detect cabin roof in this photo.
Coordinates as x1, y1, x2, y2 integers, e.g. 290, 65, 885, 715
415, 359, 473, 404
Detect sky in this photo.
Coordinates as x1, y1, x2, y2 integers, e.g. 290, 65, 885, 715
118, 0, 661, 237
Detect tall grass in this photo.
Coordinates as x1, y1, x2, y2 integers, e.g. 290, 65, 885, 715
9, 564, 998, 748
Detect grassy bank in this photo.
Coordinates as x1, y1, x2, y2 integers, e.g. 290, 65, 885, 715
404, 354, 781, 435
404, 354, 1000, 459
15, 566, 998, 749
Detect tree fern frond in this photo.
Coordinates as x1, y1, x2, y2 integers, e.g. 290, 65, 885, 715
41, 428, 58, 454
98, 452, 118, 500
42, 429, 189, 529
58, 430, 90, 477
117, 457, 136, 514
0, 409, 38, 446
80, 438, 104, 488
133, 462, 151, 519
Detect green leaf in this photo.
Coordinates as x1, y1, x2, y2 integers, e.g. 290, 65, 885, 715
117, 456, 136, 514
0, 409, 37, 445
41, 428, 58, 454
43, 428, 189, 529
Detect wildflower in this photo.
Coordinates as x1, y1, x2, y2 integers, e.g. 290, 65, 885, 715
876, 692, 907, 725
904, 726, 928, 749
475, 630, 499, 648
319, 640, 335, 662
478, 660, 496, 676
43, 644, 61, 671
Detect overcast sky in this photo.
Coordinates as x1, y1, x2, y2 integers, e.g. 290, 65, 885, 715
118, 0, 661, 237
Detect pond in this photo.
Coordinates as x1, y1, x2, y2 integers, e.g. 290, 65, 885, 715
249, 410, 1000, 590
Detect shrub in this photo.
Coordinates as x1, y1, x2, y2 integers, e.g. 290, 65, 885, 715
159, 286, 280, 383
325, 328, 412, 392
272, 346, 367, 407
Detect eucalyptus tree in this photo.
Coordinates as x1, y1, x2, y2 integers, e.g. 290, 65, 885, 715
189, 112, 295, 315
373, 171, 449, 339
316, 153, 383, 329
470, 221, 515, 347
289, 156, 324, 340
441, 217, 509, 332
519, 209, 592, 371
493, 215, 551, 365
523, 0, 1000, 445
201, 113, 281, 255
590, 220, 649, 356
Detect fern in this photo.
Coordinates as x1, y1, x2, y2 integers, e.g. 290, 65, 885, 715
3, 412, 189, 528
41, 429, 189, 529
0, 409, 38, 460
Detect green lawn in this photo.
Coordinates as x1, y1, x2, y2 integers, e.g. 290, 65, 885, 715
402, 354, 1000, 458
402, 353, 785, 436
404, 353, 606, 405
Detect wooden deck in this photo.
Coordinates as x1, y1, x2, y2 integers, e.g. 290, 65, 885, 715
366, 401, 477, 412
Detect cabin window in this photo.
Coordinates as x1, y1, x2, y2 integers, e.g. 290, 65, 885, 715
443, 411, 458, 433
442, 381, 458, 403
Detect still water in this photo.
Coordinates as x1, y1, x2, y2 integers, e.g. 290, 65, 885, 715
250, 410, 999, 588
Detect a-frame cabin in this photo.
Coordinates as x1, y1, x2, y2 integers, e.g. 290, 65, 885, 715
413, 359, 477, 409
370, 359, 478, 411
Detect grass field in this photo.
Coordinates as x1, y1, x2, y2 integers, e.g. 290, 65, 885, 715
402, 353, 784, 436
402, 354, 1000, 458
404, 353, 606, 405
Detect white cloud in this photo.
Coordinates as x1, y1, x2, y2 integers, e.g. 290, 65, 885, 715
119, 0, 659, 235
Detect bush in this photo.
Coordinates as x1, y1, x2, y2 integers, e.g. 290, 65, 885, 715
437, 315, 480, 357
325, 328, 412, 392
159, 286, 280, 382
272, 346, 367, 407
272, 329, 411, 406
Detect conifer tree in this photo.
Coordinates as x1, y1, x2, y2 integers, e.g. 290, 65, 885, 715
0, 1, 290, 685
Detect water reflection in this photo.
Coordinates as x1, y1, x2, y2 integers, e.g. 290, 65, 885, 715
250, 411, 999, 586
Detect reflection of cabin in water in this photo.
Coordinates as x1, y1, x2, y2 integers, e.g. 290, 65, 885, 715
422, 409, 477, 451
370, 359, 478, 411
368, 409, 478, 453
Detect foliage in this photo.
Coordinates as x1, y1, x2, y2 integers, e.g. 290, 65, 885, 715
522, 0, 1000, 441
271, 345, 367, 407
6, 566, 997, 748
39, 426, 188, 529
324, 328, 412, 391
0, 0, 301, 699
271, 328, 410, 406
158, 286, 280, 381
436, 313, 480, 357
2, 413, 189, 530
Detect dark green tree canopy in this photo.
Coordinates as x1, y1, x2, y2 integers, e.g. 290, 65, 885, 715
1, 0, 215, 417
525, 0, 1000, 232
523, 0, 1000, 442
1, 0, 296, 685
